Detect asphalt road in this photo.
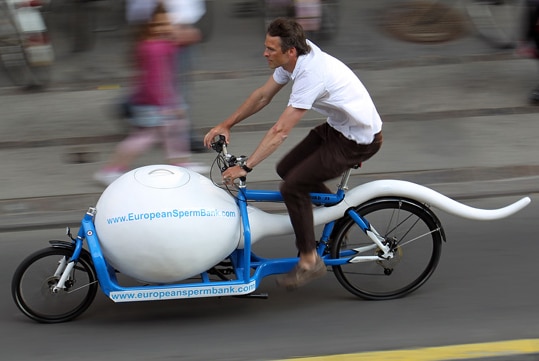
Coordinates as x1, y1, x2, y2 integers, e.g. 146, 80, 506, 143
1, 195, 538, 361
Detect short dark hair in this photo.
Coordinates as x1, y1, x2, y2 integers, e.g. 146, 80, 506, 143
267, 17, 311, 56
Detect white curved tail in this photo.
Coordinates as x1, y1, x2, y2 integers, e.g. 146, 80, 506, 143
344, 180, 531, 221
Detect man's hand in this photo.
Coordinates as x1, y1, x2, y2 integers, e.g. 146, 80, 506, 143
222, 165, 248, 185
203, 125, 230, 148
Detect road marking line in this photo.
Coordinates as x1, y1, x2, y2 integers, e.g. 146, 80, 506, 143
277, 339, 539, 361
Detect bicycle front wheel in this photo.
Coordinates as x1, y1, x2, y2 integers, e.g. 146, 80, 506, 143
12, 247, 98, 323
330, 198, 444, 300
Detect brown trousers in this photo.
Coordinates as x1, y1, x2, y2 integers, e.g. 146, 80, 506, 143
276, 123, 383, 254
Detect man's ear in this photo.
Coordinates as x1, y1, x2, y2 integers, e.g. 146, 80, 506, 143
288, 47, 298, 58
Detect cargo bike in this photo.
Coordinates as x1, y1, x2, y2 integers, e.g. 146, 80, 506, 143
11, 136, 531, 323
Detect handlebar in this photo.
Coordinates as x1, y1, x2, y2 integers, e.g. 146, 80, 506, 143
210, 135, 249, 179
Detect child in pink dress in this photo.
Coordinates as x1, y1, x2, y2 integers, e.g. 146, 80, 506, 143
94, 3, 207, 186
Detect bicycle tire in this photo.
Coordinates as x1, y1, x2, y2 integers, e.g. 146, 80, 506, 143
330, 197, 443, 300
465, 0, 524, 49
12, 247, 98, 323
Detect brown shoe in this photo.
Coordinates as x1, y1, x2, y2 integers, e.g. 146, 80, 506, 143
276, 257, 327, 291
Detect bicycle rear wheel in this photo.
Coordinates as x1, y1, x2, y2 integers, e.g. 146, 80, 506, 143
12, 247, 98, 323
466, 0, 524, 49
330, 197, 444, 300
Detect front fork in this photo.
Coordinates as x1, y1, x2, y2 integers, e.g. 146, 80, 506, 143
51, 222, 88, 293
52, 261, 75, 293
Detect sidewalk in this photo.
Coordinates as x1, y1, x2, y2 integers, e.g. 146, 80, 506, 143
0, 0, 538, 231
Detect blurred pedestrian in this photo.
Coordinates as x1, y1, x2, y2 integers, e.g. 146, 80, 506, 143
203, 18, 383, 290
94, 3, 207, 186
126, 0, 207, 152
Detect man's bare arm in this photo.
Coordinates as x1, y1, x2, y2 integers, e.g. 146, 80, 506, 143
204, 76, 285, 146
245, 106, 307, 169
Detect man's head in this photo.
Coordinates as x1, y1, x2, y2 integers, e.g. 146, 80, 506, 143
264, 18, 311, 71
267, 18, 311, 56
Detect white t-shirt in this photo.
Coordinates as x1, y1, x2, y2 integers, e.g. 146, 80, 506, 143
126, 0, 206, 25
273, 41, 382, 144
